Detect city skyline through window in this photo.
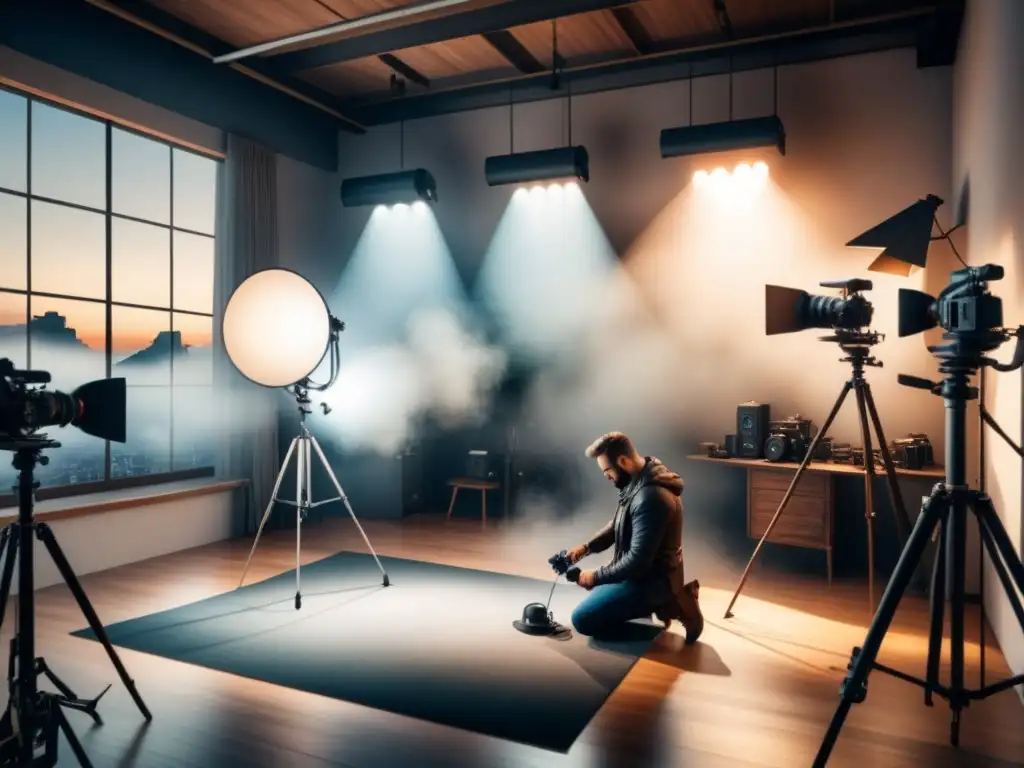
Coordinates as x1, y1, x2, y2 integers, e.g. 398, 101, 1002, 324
0, 86, 218, 497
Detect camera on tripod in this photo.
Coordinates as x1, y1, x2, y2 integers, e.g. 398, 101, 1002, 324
548, 551, 581, 583
763, 416, 819, 462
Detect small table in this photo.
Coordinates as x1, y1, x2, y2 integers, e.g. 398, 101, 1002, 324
446, 478, 500, 521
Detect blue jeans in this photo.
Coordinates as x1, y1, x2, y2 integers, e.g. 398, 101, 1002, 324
570, 577, 671, 638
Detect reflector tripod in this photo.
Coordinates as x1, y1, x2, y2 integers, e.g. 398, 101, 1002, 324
0, 441, 150, 767
723, 330, 913, 618
237, 381, 390, 609
813, 328, 1024, 765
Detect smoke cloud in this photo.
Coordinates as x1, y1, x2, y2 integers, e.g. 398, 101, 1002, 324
317, 307, 507, 455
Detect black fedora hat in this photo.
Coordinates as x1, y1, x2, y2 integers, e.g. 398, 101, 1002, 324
513, 602, 558, 635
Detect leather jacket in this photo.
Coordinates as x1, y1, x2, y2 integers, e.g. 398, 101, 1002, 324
585, 457, 684, 587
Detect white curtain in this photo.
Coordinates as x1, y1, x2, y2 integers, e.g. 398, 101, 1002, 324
212, 134, 281, 535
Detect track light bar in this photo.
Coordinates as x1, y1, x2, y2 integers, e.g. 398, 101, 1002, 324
484, 146, 589, 187
660, 115, 786, 159
340, 169, 438, 207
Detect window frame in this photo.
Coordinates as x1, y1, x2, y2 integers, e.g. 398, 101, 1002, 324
0, 84, 220, 506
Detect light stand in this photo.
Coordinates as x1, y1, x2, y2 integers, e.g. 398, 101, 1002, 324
724, 330, 912, 618
0, 440, 151, 767
236, 316, 390, 608
813, 327, 1024, 765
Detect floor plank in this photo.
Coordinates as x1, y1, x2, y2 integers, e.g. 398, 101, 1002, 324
6, 513, 1022, 767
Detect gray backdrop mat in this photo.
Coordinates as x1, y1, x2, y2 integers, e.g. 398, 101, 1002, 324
72, 552, 662, 752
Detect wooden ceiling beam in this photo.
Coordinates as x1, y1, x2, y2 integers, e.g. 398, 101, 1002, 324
481, 30, 546, 75
268, 0, 644, 72
378, 53, 431, 88
609, 7, 655, 56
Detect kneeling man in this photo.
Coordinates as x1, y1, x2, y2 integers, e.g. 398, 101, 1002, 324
566, 432, 703, 644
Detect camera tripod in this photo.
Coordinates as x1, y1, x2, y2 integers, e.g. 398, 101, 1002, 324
0, 441, 151, 767
813, 335, 1024, 765
724, 331, 912, 618
237, 382, 390, 608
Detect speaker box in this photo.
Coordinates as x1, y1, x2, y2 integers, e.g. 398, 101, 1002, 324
737, 402, 770, 458
724, 434, 739, 457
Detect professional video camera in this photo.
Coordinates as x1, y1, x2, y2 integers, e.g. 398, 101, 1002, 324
814, 263, 1024, 763
897, 263, 1012, 354
548, 550, 581, 583
0, 358, 126, 446
0, 359, 144, 768
765, 278, 875, 338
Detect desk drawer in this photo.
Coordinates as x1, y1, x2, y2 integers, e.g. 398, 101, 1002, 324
749, 488, 829, 548
750, 468, 827, 497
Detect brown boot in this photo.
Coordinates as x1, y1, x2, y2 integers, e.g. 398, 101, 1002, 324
655, 579, 704, 645
679, 580, 703, 645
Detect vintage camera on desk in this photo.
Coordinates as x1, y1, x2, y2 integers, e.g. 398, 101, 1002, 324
890, 434, 934, 470
698, 441, 730, 459
763, 416, 822, 463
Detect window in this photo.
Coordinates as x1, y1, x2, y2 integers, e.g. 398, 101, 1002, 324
0, 87, 218, 499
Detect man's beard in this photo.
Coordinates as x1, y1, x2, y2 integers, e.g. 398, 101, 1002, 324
611, 467, 633, 490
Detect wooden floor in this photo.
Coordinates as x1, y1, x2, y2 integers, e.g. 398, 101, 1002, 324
10, 513, 1024, 767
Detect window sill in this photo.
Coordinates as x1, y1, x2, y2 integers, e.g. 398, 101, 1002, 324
0, 477, 248, 524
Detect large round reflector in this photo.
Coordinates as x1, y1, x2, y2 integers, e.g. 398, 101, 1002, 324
222, 268, 331, 388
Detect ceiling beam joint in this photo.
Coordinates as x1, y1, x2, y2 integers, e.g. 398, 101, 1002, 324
481, 30, 546, 75
378, 53, 430, 88
609, 7, 655, 56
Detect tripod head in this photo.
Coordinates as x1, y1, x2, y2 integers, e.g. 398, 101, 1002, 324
819, 328, 885, 372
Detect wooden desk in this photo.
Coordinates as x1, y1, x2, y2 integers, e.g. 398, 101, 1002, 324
686, 455, 944, 584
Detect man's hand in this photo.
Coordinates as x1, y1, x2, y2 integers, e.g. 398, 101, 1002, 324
576, 570, 597, 589
567, 544, 589, 564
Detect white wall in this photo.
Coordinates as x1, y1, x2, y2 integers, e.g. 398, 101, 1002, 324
953, 0, 1024, 703
325, 47, 964, 580
8, 488, 235, 594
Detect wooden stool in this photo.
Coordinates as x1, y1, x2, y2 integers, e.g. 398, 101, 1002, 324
446, 477, 500, 521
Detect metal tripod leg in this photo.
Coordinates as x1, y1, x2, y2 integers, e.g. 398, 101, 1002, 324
813, 492, 946, 767
852, 383, 879, 607
36, 523, 152, 722
862, 386, 912, 542
309, 436, 390, 587
924, 517, 946, 706
723, 380, 852, 619
0, 526, 17, 635
238, 437, 297, 589
973, 496, 1024, 595
294, 435, 307, 610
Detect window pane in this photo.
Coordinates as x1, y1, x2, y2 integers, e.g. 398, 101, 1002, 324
112, 385, 171, 478
0, 90, 27, 193
0, 289, 24, 493
27, 296, 106, 491
112, 218, 169, 307
0, 193, 26, 290
30, 102, 105, 210
172, 149, 216, 234
112, 306, 172, 386
172, 231, 214, 313
112, 127, 170, 224
0, 291, 27, 368
173, 386, 215, 470
173, 313, 212, 385
31, 201, 106, 299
